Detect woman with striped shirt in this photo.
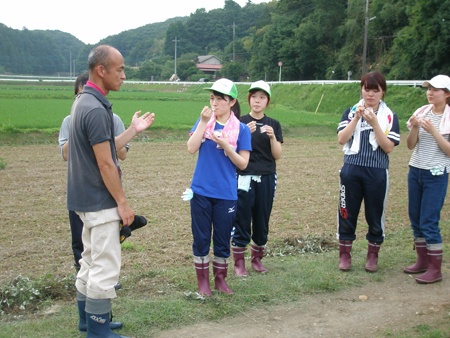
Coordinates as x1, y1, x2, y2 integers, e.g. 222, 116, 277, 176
404, 74, 450, 284
336, 71, 400, 273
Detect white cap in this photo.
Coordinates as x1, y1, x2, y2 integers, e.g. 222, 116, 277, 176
205, 78, 238, 99
422, 75, 450, 91
249, 80, 271, 98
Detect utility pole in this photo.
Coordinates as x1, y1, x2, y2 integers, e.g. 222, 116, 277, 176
361, 0, 369, 76
278, 61, 282, 82
232, 22, 236, 62
173, 36, 179, 79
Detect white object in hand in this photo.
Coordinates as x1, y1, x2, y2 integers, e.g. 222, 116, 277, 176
214, 130, 223, 148
181, 188, 194, 201
364, 107, 373, 115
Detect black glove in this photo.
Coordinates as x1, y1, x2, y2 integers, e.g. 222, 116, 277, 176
119, 215, 147, 243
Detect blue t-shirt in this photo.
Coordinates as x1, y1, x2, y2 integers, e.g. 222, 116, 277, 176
190, 119, 252, 200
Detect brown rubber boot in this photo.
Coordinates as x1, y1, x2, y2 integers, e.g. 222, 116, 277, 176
338, 240, 352, 271
416, 249, 443, 284
232, 246, 248, 277
404, 239, 428, 274
251, 245, 268, 273
365, 241, 381, 272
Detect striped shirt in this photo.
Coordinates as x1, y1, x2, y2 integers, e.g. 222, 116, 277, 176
338, 107, 400, 169
409, 111, 450, 172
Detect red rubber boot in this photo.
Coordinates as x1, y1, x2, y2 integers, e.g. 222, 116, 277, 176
404, 239, 428, 274
416, 249, 442, 284
338, 240, 352, 271
194, 256, 212, 296
232, 246, 248, 277
213, 259, 234, 295
251, 245, 268, 273
365, 241, 381, 273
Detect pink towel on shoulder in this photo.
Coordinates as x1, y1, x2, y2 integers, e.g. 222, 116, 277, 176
407, 104, 450, 135
204, 112, 240, 150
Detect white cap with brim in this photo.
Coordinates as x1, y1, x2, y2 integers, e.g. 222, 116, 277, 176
205, 78, 238, 99
249, 80, 271, 98
422, 75, 450, 91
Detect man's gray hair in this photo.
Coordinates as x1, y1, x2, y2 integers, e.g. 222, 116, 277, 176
88, 45, 113, 70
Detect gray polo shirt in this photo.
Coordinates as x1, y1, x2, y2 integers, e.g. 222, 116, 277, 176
67, 86, 118, 212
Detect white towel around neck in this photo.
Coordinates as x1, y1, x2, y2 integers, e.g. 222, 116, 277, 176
343, 99, 393, 155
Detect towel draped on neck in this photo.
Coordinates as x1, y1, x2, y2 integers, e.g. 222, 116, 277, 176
343, 99, 394, 155
406, 104, 450, 135
203, 112, 240, 151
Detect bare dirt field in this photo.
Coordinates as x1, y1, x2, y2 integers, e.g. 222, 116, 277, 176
1, 137, 351, 283
1, 136, 449, 337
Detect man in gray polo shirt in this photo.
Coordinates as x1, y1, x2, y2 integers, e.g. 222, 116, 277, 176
68, 44, 155, 337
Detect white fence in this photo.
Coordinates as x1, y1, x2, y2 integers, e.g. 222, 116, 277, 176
0, 75, 425, 87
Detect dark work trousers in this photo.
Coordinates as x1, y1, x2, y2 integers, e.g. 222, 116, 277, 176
338, 163, 388, 243
190, 193, 236, 258
69, 210, 84, 269
232, 173, 277, 247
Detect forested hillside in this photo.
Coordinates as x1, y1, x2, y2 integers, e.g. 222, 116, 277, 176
0, 0, 448, 81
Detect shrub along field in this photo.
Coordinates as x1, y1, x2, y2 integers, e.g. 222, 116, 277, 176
0, 82, 448, 337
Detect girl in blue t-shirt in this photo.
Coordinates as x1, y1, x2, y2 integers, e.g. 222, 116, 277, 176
186, 78, 252, 296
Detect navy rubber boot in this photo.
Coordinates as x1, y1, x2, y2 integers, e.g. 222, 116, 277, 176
85, 298, 128, 338
77, 300, 123, 332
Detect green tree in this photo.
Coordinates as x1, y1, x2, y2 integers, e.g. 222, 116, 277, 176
138, 60, 162, 81
334, 0, 366, 79
176, 53, 198, 81
249, 14, 297, 81
164, 21, 191, 57
2, 0, 449, 80
369, 0, 409, 73
289, 0, 347, 79
221, 61, 246, 82
387, 0, 450, 79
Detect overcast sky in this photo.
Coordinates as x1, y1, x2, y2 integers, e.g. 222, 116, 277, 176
0, 0, 270, 44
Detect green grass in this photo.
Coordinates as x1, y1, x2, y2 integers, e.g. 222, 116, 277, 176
0, 82, 427, 137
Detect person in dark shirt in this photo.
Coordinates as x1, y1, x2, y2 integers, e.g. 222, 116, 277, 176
232, 80, 283, 276
336, 71, 400, 273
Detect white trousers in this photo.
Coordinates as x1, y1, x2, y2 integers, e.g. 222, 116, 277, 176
75, 207, 121, 299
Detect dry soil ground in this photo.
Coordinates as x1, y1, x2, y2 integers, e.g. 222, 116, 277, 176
156, 273, 450, 338
0, 137, 449, 337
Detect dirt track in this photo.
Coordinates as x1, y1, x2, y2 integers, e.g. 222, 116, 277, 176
156, 270, 450, 337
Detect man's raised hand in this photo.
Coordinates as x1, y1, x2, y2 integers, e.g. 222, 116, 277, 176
131, 111, 155, 133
